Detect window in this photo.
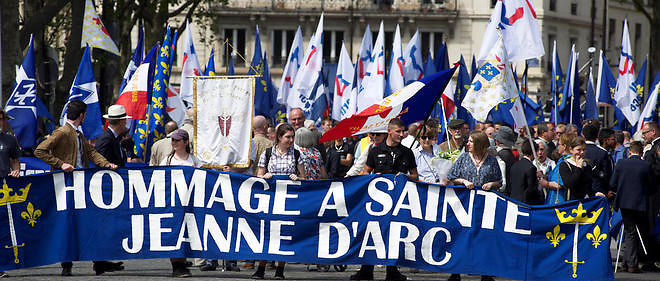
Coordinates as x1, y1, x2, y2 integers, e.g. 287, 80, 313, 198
549, 0, 556, 11
420, 31, 443, 62
547, 34, 556, 71
223, 28, 246, 67
570, 2, 578, 15
608, 19, 616, 49
272, 29, 295, 67
323, 30, 344, 63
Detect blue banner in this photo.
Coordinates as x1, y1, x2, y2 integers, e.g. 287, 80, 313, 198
0, 167, 613, 280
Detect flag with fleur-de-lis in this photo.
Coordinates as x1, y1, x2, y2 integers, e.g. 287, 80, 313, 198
133, 29, 172, 160
81, 0, 119, 55
462, 35, 518, 122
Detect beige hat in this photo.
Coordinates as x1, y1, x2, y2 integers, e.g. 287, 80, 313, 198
103, 105, 131, 120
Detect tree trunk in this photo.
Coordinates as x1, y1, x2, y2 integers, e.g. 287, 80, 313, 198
649, 2, 660, 88
55, 0, 84, 118
1, 0, 21, 102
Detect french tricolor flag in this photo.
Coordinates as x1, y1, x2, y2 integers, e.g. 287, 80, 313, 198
320, 67, 456, 143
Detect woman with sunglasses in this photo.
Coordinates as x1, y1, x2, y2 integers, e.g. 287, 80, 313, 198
414, 119, 443, 183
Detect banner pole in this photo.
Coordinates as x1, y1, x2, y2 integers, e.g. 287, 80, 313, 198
615, 225, 623, 272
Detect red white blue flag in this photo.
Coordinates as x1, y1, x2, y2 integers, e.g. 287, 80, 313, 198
320, 67, 456, 143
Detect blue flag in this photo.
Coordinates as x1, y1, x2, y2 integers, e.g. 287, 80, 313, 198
455, 56, 476, 130
423, 51, 436, 78
434, 42, 449, 72
249, 27, 272, 118
227, 55, 235, 75
118, 23, 144, 94
596, 51, 628, 130
5, 35, 55, 149
60, 46, 103, 139
558, 46, 580, 126
584, 68, 598, 121
133, 29, 172, 160
470, 54, 478, 80
204, 48, 215, 76
550, 41, 564, 125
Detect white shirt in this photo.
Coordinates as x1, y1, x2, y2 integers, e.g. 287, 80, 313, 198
533, 157, 556, 175
401, 135, 419, 150
414, 144, 441, 182
160, 154, 201, 167
66, 121, 84, 168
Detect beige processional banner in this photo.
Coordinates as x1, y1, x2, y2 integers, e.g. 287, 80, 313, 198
193, 76, 255, 168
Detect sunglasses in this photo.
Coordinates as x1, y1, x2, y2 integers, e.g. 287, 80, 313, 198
420, 136, 435, 140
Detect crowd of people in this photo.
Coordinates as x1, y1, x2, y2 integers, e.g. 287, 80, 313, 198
0, 101, 659, 280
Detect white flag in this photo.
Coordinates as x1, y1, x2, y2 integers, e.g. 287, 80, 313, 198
387, 24, 405, 94
356, 25, 373, 89
357, 21, 385, 112
333, 42, 354, 121
287, 14, 324, 112
478, 0, 544, 63
403, 29, 424, 85
637, 73, 660, 133
464, 36, 518, 122
180, 20, 202, 106
277, 26, 304, 107
614, 19, 641, 125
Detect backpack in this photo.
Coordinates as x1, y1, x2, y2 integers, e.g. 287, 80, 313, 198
263, 147, 300, 172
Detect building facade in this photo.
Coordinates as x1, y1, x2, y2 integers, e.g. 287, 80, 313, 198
173, 0, 651, 118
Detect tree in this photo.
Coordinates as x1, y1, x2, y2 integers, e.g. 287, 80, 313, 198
631, 0, 660, 81
1, 0, 219, 120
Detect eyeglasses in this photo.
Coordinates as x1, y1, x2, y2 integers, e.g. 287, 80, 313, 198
420, 136, 435, 140
642, 130, 652, 135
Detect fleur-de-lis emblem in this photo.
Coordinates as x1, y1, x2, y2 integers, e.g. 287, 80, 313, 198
546, 225, 565, 248
586, 225, 607, 248
152, 97, 164, 109
20, 202, 41, 227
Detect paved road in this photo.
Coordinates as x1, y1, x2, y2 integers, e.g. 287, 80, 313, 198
4, 259, 660, 281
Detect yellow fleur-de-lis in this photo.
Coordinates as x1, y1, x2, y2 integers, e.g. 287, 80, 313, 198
137, 128, 147, 140
546, 225, 565, 248
20, 202, 41, 227
154, 80, 161, 92
152, 97, 164, 109
153, 130, 163, 141
153, 113, 164, 126
586, 225, 607, 248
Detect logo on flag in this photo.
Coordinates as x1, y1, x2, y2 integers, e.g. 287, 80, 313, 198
218, 115, 232, 137
464, 37, 518, 122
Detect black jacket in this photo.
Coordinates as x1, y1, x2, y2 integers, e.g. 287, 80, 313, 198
95, 128, 126, 167
611, 155, 657, 212
559, 160, 594, 200
498, 147, 516, 195
509, 158, 544, 205
585, 142, 613, 194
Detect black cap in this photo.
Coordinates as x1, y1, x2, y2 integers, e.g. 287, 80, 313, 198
448, 119, 466, 130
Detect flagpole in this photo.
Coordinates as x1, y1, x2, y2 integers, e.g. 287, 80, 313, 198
439, 97, 451, 143
510, 63, 538, 163
569, 52, 579, 126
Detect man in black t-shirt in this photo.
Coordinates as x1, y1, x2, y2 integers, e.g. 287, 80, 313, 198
363, 119, 418, 179
325, 137, 355, 178
351, 119, 417, 281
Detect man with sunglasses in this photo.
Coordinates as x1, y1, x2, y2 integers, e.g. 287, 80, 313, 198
352, 118, 417, 281
439, 119, 466, 152
346, 128, 388, 177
